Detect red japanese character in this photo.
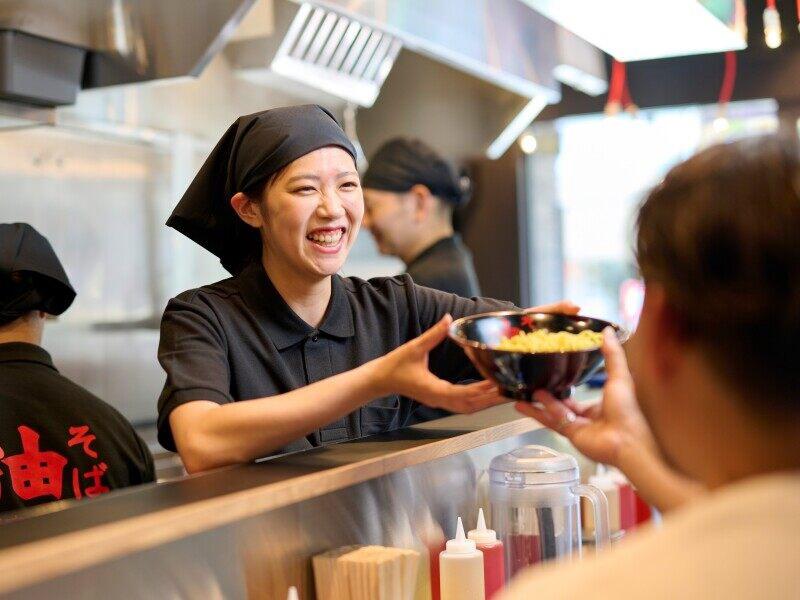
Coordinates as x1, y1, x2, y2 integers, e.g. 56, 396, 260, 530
67, 425, 98, 459
71, 468, 82, 500
83, 462, 110, 498
2, 426, 67, 501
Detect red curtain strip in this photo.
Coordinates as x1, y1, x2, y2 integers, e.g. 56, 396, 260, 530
719, 51, 738, 105
608, 60, 626, 106
622, 80, 633, 109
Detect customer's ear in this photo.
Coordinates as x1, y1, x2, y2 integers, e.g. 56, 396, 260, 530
642, 284, 685, 381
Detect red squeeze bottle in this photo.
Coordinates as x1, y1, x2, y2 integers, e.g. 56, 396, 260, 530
468, 508, 506, 599
634, 492, 653, 527
618, 482, 638, 531
430, 537, 447, 600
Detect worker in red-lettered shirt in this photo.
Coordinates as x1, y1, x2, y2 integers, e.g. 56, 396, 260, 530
0, 223, 154, 515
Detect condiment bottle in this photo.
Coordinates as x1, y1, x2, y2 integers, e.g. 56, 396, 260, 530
419, 511, 445, 600
583, 464, 621, 535
439, 517, 485, 600
287, 586, 299, 600
468, 508, 505, 599
609, 467, 638, 532
635, 492, 653, 526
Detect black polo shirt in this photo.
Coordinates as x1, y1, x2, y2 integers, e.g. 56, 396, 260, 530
406, 235, 481, 298
157, 263, 514, 454
0, 343, 155, 514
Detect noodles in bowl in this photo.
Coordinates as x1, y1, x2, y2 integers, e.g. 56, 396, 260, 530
449, 311, 626, 400
495, 329, 603, 353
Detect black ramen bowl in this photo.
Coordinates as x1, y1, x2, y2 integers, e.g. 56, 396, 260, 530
448, 311, 627, 401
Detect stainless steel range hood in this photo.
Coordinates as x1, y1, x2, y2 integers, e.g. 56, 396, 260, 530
228, 0, 609, 159
0, 0, 255, 108
0, 0, 608, 161
229, 0, 564, 106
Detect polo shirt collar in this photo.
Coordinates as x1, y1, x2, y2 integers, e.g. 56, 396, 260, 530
235, 262, 355, 350
0, 342, 57, 370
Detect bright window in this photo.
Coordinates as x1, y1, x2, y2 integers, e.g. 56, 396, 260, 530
530, 99, 778, 330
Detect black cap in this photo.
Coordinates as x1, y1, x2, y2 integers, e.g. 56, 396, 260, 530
0, 223, 76, 325
167, 104, 357, 275
362, 138, 465, 206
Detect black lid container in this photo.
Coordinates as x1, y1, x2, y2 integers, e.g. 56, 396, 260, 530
0, 29, 85, 106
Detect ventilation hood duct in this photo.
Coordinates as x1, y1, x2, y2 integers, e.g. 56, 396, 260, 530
228, 0, 562, 107
227, 0, 570, 159
269, 3, 402, 108
0, 0, 255, 110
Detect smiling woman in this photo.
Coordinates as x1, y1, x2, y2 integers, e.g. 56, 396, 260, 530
229, 147, 363, 318
156, 104, 576, 474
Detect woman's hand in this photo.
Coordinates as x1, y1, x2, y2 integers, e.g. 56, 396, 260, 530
525, 300, 581, 315
515, 328, 657, 466
373, 315, 507, 414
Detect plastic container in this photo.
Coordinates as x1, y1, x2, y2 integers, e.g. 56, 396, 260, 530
468, 508, 505, 599
439, 517, 485, 600
489, 445, 610, 579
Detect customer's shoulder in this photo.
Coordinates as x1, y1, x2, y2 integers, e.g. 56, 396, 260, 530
500, 476, 800, 600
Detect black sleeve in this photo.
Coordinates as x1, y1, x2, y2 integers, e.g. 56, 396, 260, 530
156, 293, 232, 451
412, 282, 517, 383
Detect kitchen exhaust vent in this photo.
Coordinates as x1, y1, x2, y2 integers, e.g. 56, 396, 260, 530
270, 3, 402, 108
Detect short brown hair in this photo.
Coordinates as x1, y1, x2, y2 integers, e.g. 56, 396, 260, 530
636, 134, 800, 410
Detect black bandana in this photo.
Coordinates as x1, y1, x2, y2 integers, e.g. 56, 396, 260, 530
362, 138, 464, 206
0, 223, 76, 325
167, 104, 356, 274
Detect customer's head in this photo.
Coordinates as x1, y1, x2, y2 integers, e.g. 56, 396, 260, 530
628, 135, 800, 484
0, 222, 75, 344
362, 138, 463, 263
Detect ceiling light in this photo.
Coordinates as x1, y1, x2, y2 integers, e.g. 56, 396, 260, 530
519, 133, 538, 154
521, 0, 747, 62
763, 5, 782, 49
712, 116, 730, 134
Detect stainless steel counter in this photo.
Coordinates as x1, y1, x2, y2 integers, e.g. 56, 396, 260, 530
0, 404, 587, 599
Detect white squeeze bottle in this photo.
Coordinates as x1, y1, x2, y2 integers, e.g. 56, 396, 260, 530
286, 586, 299, 600
439, 517, 485, 600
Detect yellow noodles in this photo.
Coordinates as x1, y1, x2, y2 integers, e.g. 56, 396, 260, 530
495, 329, 603, 353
